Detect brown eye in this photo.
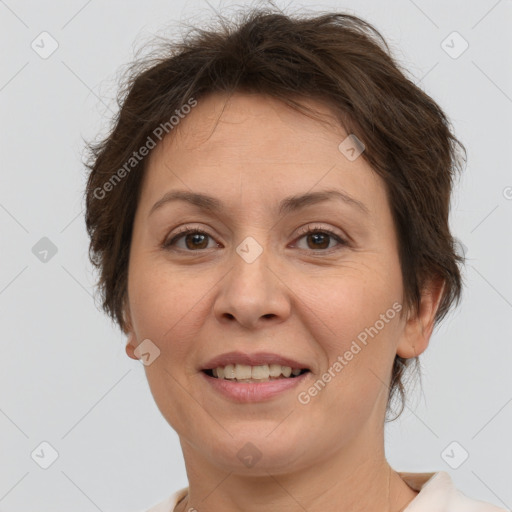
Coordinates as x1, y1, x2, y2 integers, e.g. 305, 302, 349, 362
164, 229, 216, 251
305, 232, 331, 250
162, 225, 347, 253
294, 226, 347, 252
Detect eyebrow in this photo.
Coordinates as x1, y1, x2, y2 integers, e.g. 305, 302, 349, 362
149, 188, 370, 217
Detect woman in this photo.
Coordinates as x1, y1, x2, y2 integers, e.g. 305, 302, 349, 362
84, 6, 506, 512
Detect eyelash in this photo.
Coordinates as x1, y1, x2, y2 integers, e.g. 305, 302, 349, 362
162, 224, 348, 253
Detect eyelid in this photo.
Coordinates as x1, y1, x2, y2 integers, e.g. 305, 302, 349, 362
163, 222, 349, 252
291, 224, 348, 252
294, 223, 346, 239
163, 224, 217, 249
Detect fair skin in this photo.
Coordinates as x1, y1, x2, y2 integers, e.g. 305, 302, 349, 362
124, 92, 445, 512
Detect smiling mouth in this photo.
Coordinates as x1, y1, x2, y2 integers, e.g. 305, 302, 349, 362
202, 364, 310, 382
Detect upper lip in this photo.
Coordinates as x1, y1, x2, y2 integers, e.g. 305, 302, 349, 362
201, 351, 310, 371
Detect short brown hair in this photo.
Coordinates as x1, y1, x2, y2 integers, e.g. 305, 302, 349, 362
84, 5, 466, 418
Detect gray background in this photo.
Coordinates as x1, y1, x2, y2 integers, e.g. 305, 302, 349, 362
0, 0, 511, 510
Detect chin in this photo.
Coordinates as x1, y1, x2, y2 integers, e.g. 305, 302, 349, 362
194, 426, 314, 474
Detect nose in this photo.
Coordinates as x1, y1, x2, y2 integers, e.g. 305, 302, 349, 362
212, 243, 291, 330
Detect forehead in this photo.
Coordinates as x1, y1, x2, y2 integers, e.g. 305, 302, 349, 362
140, 92, 384, 215
153, 92, 348, 159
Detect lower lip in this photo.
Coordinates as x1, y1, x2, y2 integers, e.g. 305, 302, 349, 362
201, 371, 309, 403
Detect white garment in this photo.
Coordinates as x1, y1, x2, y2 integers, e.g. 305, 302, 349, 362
143, 471, 509, 512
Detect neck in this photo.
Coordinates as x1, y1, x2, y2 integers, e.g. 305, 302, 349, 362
176, 428, 418, 512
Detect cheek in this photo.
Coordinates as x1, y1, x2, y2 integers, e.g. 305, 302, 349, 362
300, 261, 402, 408
302, 257, 402, 347
127, 256, 225, 374
128, 259, 188, 345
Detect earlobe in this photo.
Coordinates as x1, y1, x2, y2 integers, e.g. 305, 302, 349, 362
396, 276, 446, 359
125, 332, 139, 360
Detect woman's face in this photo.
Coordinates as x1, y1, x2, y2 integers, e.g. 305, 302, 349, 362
124, 92, 424, 474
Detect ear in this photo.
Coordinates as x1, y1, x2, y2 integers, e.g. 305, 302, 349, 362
123, 302, 139, 361
125, 333, 139, 361
396, 275, 446, 359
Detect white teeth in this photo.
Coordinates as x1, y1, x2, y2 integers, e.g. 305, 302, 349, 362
281, 366, 292, 378
251, 365, 269, 379
210, 364, 305, 380
224, 364, 236, 379
269, 364, 282, 377
235, 364, 252, 380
